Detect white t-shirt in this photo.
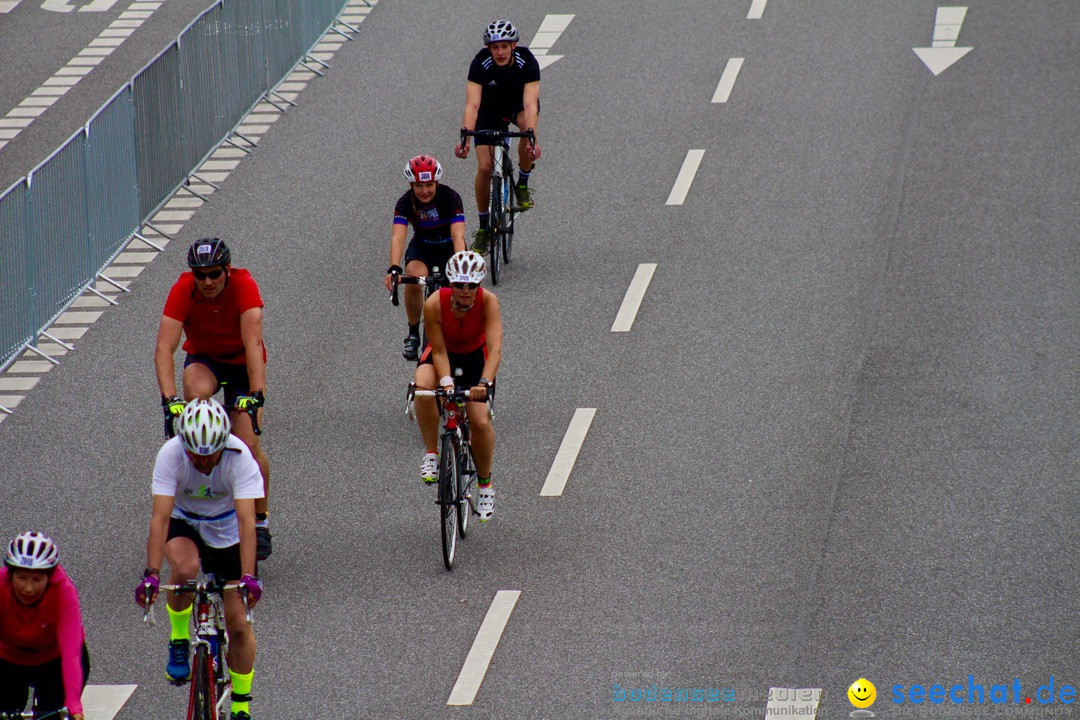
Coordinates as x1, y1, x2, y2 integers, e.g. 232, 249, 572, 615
152, 435, 264, 548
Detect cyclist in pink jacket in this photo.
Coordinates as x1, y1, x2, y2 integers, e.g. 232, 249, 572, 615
0, 531, 88, 720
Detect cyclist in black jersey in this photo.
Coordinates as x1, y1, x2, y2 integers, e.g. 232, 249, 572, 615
453, 20, 541, 254
384, 155, 467, 360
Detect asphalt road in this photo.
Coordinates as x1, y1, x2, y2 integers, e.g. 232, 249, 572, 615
0, 1, 1076, 719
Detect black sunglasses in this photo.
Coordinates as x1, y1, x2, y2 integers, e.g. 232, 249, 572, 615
451, 282, 479, 290
193, 268, 224, 281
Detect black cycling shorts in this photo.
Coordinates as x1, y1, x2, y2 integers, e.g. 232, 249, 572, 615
167, 517, 243, 581
474, 100, 540, 146
0, 643, 90, 715
404, 238, 456, 276
184, 354, 249, 407
418, 345, 489, 389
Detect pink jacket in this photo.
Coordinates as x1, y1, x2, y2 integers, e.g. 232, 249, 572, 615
0, 565, 86, 715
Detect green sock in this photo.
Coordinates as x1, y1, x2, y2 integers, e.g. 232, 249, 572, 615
478, 476, 491, 488
231, 668, 254, 715
167, 604, 192, 642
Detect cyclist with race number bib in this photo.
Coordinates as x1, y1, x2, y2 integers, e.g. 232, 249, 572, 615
413, 251, 503, 520
454, 20, 542, 255
155, 238, 274, 560
384, 155, 468, 360
0, 532, 89, 720
135, 399, 263, 720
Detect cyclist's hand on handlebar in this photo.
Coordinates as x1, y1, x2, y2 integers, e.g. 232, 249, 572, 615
239, 573, 263, 606
469, 380, 491, 402
455, 141, 470, 159
135, 573, 159, 608
162, 394, 185, 417
234, 391, 264, 412
385, 264, 402, 293
527, 141, 541, 161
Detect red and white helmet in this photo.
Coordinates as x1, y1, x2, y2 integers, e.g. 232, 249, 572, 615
446, 250, 487, 284
404, 155, 443, 184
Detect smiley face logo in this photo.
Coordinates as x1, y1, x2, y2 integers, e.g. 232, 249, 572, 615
848, 678, 877, 708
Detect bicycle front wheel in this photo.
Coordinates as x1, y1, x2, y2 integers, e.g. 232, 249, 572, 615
187, 645, 216, 720
502, 169, 514, 264
439, 434, 459, 569
488, 175, 503, 285
457, 441, 475, 539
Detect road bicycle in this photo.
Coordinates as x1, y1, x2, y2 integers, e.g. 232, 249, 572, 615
408, 385, 487, 569
390, 264, 447, 351
142, 576, 252, 720
461, 128, 536, 285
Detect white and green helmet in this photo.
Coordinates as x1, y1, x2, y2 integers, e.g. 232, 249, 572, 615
177, 398, 231, 455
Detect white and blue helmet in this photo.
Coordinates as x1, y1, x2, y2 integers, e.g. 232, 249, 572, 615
484, 20, 519, 44
177, 399, 231, 455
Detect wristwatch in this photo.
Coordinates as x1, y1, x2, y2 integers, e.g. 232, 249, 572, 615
479, 378, 492, 388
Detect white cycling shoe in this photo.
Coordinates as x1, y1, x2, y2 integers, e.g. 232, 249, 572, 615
420, 452, 438, 484
476, 486, 494, 521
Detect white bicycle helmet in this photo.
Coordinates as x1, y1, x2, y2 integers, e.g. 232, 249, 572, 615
484, 20, 519, 44
5, 531, 59, 570
446, 250, 487, 284
177, 398, 231, 456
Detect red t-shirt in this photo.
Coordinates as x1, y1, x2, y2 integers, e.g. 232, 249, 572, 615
439, 286, 486, 354
0, 565, 86, 715
163, 268, 266, 364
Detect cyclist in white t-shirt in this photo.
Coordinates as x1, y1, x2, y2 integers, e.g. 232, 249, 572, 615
135, 399, 264, 720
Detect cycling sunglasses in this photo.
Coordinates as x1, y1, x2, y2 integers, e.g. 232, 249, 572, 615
193, 268, 224, 281
451, 282, 479, 290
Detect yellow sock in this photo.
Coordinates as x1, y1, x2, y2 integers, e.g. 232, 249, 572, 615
167, 604, 192, 642
230, 668, 254, 716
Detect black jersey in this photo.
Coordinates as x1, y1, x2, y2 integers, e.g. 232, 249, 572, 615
467, 45, 541, 116
393, 185, 465, 244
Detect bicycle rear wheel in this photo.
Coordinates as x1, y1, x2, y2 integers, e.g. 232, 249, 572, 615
187, 645, 216, 720
488, 175, 502, 285
438, 434, 459, 569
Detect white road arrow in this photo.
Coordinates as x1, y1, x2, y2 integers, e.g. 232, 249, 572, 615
529, 14, 574, 70
913, 6, 973, 76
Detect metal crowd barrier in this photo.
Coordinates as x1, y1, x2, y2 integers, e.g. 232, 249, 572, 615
0, 0, 357, 404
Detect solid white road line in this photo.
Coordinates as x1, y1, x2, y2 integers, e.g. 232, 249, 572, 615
611, 263, 657, 332
665, 149, 704, 205
82, 684, 137, 718
447, 590, 521, 706
765, 688, 821, 720
748, 0, 768, 19
712, 58, 745, 103
540, 408, 596, 496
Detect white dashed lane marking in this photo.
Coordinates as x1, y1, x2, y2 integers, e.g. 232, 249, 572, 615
447, 590, 521, 706
665, 149, 704, 206
611, 263, 657, 333
748, 0, 768, 19
712, 58, 745, 103
540, 408, 596, 497
82, 684, 137, 718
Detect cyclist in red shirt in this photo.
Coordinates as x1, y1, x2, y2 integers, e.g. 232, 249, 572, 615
0, 532, 89, 720
413, 251, 503, 520
155, 238, 274, 560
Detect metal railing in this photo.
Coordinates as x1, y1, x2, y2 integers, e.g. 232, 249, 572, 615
0, 0, 360, 401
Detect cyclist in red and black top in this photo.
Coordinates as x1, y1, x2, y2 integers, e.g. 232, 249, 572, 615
384, 155, 467, 360
0, 532, 88, 720
414, 251, 503, 520
154, 238, 274, 560
454, 20, 542, 255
